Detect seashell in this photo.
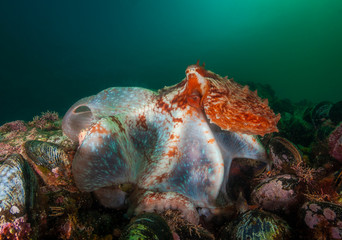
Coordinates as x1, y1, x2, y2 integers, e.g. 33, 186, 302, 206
24, 140, 70, 170
0, 154, 37, 222
268, 136, 302, 170
119, 213, 173, 240
219, 209, 291, 240
300, 201, 342, 239
251, 174, 300, 213
24, 140, 75, 191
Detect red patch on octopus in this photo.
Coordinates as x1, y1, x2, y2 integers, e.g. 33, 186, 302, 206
172, 117, 183, 124
165, 146, 179, 158
169, 133, 180, 141
89, 122, 109, 135
156, 97, 173, 114
154, 172, 170, 184
136, 114, 148, 130
170, 93, 188, 110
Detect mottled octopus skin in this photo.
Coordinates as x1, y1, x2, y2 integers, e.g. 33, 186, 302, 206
62, 64, 280, 224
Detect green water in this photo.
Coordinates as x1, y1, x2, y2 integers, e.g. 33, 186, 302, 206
1, 0, 341, 125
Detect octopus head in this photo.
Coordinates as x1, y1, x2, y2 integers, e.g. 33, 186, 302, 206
184, 63, 280, 136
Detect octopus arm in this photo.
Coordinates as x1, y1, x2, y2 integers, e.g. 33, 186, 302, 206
214, 131, 267, 161
156, 116, 225, 208
93, 186, 128, 209
62, 88, 160, 209
212, 129, 267, 201
71, 116, 141, 194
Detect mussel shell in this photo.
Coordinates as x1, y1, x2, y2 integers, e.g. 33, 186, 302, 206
24, 140, 76, 190
119, 213, 172, 240
24, 140, 70, 170
251, 174, 300, 213
0, 154, 37, 221
268, 137, 302, 170
219, 209, 291, 240
300, 201, 342, 239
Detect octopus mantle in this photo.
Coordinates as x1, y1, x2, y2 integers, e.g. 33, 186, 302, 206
62, 64, 280, 224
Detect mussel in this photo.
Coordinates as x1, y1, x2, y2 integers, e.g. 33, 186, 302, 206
0, 154, 37, 222
119, 213, 173, 240
267, 136, 302, 170
219, 209, 291, 240
251, 174, 300, 213
300, 201, 342, 239
24, 140, 75, 190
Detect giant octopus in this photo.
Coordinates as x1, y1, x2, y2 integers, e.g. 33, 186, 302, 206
62, 63, 280, 224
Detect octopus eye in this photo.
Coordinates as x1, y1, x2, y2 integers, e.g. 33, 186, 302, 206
185, 65, 200, 75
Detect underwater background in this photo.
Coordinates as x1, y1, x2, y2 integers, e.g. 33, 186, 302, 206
1, 0, 341, 125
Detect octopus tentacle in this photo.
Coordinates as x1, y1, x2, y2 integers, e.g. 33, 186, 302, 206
133, 191, 199, 225
72, 116, 139, 192
212, 128, 268, 202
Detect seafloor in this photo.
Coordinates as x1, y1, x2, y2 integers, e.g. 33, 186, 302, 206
1, 82, 342, 240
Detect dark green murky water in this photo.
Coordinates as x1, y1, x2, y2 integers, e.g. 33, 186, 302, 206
1, 0, 341, 125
